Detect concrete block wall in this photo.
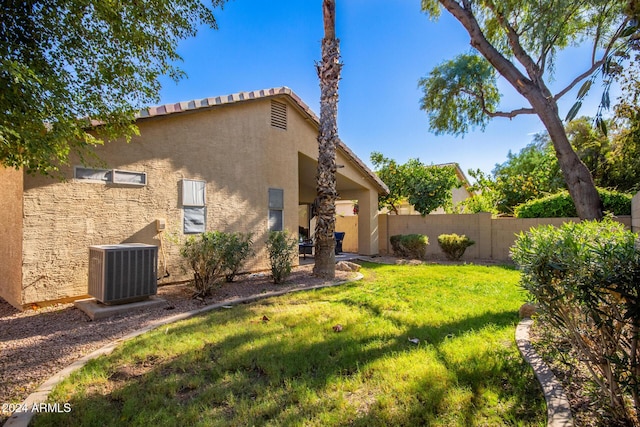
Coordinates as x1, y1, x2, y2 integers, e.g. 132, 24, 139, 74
386, 213, 491, 260
633, 192, 640, 233
381, 212, 635, 262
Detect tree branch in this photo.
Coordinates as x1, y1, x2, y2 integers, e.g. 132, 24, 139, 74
459, 87, 535, 118
439, 0, 535, 99
553, 18, 628, 102
485, 0, 542, 84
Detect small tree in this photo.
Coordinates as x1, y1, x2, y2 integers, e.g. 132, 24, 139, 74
371, 152, 460, 215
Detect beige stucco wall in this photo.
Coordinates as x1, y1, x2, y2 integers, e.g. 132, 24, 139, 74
18, 96, 382, 306
0, 167, 24, 308
20, 98, 314, 304
335, 215, 358, 253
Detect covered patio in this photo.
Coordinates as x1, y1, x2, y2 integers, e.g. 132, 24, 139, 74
296, 149, 388, 259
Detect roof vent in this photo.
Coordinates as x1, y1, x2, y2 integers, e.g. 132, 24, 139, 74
271, 100, 287, 130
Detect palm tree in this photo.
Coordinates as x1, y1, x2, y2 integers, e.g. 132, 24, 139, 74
313, 0, 341, 279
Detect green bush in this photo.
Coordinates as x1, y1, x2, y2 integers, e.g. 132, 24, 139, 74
390, 234, 429, 259
437, 233, 475, 260
180, 231, 254, 298
511, 218, 640, 423
514, 188, 632, 218
266, 231, 298, 284
219, 232, 254, 282
180, 232, 226, 298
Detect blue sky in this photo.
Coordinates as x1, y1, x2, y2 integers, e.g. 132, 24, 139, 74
158, 0, 609, 178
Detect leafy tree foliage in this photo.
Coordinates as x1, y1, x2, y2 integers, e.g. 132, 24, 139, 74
1, 0, 225, 174
461, 115, 638, 215
419, 0, 635, 220
370, 152, 459, 215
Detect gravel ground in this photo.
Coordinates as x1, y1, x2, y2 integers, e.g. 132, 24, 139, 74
0, 264, 355, 424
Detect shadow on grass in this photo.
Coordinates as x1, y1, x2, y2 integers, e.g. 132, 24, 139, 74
34, 270, 543, 427
356, 260, 517, 271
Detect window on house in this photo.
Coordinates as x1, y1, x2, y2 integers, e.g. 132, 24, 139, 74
113, 169, 147, 185
182, 179, 206, 233
268, 188, 284, 231
184, 207, 206, 234
182, 179, 206, 206
74, 166, 146, 186
270, 100, 287, 130
74, 167, 112, 182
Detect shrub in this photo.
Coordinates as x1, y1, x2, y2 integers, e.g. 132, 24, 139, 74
437, 233, 475, 260
514, 188, 632, 218
511, 218, 640, 423
180, 231, 254, 298
390, 234, 428, 259
266, 230, 298, 284
219, 232, 254, 282
180, 232, 226, 298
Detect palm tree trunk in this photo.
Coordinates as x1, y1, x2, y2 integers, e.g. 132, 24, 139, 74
313, 0, 341, 279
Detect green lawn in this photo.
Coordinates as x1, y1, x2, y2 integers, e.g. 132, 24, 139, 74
35, 263, 545, 426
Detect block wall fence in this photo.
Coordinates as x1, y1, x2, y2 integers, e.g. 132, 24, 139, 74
338, 190, 640, 262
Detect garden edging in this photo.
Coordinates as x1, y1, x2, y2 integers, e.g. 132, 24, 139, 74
516, 318, 573, 427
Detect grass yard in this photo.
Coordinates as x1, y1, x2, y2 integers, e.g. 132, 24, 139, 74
34, 263, 545, 426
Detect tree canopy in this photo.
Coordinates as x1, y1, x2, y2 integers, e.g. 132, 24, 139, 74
419, 0, 636, 220
1, 0, 225, 175
462, 115, 639, 215
371, 152, 460, 215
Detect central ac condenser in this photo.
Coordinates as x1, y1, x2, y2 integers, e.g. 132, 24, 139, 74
88, 243, 158, 304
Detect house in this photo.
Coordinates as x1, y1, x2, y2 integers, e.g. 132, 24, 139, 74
0, 87, 388, 310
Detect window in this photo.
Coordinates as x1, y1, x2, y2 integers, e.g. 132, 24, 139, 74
74, 166, 146, 186
181, 179, 206, 206
268, 188, 284, 231
113, 170, 146, 185
74, 167, 112, 182
184, 207, 206, 234
182, 179, 206, 233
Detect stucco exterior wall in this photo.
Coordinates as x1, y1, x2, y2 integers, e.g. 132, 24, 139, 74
20, 97, 317, 305
0, 167, 24, 308
334, 215, 358, 253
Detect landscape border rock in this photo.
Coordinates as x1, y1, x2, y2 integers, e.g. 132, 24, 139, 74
516, 318, 573, 427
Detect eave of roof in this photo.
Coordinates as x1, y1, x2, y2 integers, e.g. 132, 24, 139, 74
137, 86, 389, 195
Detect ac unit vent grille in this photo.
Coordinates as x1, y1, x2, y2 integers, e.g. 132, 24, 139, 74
88, 244, 158, 304
270, 100, 287, 130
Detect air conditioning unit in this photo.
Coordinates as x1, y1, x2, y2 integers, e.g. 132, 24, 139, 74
88, 243, 158, 305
